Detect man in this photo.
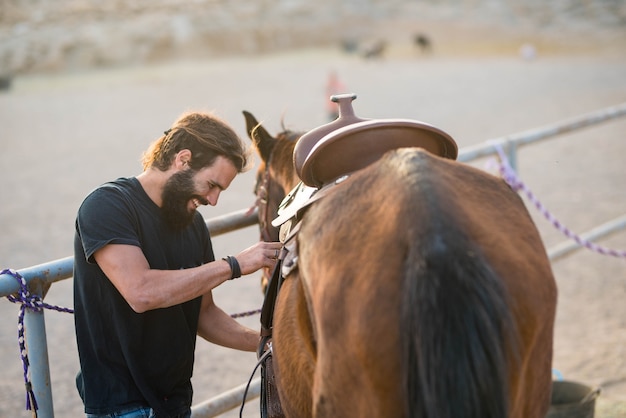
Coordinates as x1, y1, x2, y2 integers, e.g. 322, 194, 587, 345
73, 111, 282, 417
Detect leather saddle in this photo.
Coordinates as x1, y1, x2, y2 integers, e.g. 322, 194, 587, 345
294, 93, 458, 188
274, 93, 458, 232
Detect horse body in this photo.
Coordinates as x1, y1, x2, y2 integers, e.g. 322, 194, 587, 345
245, 110, 557, 418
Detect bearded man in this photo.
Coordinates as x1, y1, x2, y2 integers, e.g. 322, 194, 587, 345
73, 111, 281, 418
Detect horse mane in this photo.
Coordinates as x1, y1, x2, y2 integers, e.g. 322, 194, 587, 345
270, 129, 301, 191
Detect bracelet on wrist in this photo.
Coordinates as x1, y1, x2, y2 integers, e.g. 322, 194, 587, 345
222, 256, 242, 280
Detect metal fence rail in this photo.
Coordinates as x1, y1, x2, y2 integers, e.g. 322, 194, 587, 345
1, 102, 625, 418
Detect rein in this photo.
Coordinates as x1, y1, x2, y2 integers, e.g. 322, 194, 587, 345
239, 343, 273, 418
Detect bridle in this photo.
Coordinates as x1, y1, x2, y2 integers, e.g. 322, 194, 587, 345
254, 130, 302, 243
254, 157, 278, 243
252, 146, 283, 291
252, 131, 302, 291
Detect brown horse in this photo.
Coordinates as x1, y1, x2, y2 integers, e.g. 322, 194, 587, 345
244, 104, 557, 418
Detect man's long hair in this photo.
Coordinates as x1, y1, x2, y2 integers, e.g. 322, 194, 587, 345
142, 111, 250, 172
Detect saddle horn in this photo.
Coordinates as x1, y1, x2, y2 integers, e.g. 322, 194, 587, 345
293, 93, 367, 183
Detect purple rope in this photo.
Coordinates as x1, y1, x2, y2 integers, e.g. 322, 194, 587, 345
2, 268, 74, 413
491, 144, 626, 259
231, 308, 262, 319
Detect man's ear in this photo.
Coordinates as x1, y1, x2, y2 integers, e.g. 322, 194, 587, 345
174, 149, 193, 169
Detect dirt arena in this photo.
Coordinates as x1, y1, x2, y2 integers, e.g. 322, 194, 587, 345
1, 26, 626, 417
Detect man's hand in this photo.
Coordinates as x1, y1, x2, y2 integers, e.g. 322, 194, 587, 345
235, 241, 282, 276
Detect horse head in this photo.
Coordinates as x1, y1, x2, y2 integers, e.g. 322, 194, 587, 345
243, 110, 303, 291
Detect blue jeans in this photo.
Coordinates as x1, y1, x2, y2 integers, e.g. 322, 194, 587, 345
87, 406, 191, 418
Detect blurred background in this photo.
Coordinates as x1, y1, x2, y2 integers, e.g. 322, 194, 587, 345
1, 1, 625, 417
1, 0, 625, 76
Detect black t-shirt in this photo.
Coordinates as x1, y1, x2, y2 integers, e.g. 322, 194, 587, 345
73, 177, 213, 417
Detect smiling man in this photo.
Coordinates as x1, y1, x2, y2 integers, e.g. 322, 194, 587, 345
73, 111, 281, 418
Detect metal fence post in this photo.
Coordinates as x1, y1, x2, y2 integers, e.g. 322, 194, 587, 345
24, 281, 55, 418
506, 140, 518, 173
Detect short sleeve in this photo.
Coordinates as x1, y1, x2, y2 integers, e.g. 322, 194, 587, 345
76, 186, 141, 264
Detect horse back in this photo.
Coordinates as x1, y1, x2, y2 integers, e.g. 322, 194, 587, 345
294, 147, 556, 418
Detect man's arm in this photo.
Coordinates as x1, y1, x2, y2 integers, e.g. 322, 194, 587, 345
196, 291, 258, 352
94, 241, 281, 313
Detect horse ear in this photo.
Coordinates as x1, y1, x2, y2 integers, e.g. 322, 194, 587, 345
243, 110, 276, 162
243, 110, 276, 163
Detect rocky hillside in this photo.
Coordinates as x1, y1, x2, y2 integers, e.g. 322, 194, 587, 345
1, 0, 624, 75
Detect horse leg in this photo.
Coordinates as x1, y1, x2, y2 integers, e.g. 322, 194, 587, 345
506, 286, 556, 418
509, 321, 555, 417
296, 199, 408, 417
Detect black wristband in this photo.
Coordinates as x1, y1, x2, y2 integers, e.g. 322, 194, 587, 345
222, 256, 242, 280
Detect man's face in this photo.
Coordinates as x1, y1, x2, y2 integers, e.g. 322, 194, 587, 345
161, 156, 238, 230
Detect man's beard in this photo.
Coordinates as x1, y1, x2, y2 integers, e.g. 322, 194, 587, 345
161, 169, 206, 231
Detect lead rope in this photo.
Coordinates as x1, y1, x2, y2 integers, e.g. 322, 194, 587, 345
2, 268, 75, 416
490, 143, 626, 258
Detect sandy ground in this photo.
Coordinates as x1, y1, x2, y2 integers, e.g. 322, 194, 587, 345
1, 35, 626, 417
